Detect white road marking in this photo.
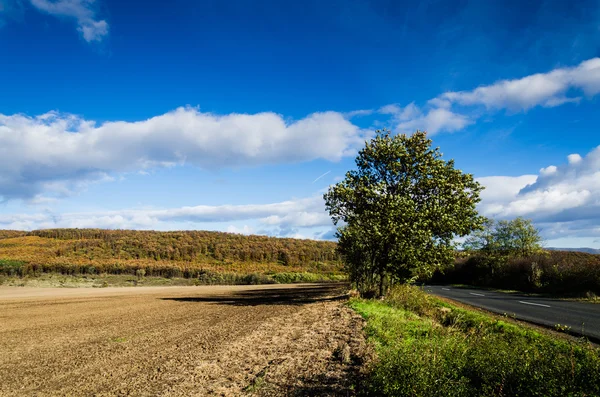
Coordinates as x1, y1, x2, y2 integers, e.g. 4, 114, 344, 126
442, 288, 450, 291
518, 301, 551, 308
469, 292, 485, 297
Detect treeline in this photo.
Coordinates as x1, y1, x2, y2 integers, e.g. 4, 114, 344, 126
0, 230, 27, 240
28, 228, 340, 265
431, 251, 600, 295
0, 228, 343, 279
429, 218, 600, 296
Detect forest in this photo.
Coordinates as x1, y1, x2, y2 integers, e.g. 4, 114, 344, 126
0, 229, 342, 279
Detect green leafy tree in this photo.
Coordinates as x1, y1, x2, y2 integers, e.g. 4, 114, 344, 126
324, 130, 484, 296
464, 217, 543, 257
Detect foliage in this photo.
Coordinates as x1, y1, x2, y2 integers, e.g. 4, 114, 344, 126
0, 229, 343, 280
464, 217, 543, 257
431, 250, 600, 296
325, 130, 484, 295
350, 285, 600, 396
0, 259, 26, 276
0, 270, 344, 287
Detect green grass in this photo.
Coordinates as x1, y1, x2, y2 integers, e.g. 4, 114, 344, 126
350, 285, 600, 397
0, 271, 347, 288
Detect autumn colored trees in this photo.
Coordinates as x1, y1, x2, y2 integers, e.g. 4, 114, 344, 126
0, 229, 342, 279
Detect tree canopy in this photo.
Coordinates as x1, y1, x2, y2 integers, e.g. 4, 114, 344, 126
324, 130, 484, 295
463, 217, 543, 257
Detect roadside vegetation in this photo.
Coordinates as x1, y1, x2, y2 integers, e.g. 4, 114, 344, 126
0, 269, 345, 288
432, 250, 600, 298
0, 229, 344, 284
351, 284, 600, 396
430, 218, 600, 298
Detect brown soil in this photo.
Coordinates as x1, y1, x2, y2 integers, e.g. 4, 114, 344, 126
0, 284, 370, 396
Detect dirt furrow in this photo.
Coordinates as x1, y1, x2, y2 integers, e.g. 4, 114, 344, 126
0, 284, 369, 396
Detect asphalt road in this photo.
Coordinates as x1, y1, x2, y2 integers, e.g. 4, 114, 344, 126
424, 285, 600, 341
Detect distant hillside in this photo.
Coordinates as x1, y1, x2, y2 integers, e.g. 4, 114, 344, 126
547, 247, 600, 255
0, 228, 343, 279
0, 230, 27, 240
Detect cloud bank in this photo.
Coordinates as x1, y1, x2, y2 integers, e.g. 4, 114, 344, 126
478, 146, 600, 241
380, 57, 600, 135
0, 108, 367, 200
434, 58, 600, 111
0, 195, 332, 234
3, 146, 600, 242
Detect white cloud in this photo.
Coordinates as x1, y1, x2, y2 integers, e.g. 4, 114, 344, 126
567, 153, 583, 164
378, 104, 403, 115
0, 195, 333, 231
395, 107, 472, 134
226, 225, 254, 235
477, 146, 600, 241
434, 57, 600, 111
29, 0, 108, 42
378, 102, 420, 121
378, 58, 600, 136
259, 212, 332, 228
344, 109, 374, 118
78, 18, 107, 41
0, 108, 367, 200
540, 165, 558, 176
377, 102, 471, 135
477, 175, 538, 204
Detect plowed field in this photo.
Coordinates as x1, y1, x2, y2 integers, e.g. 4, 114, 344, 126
0, 284, 368, 396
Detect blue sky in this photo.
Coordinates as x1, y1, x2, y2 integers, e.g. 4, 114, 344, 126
0, 0, 599, 247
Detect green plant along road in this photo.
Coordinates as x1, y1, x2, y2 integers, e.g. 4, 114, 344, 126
425, 285, 600, 342
350, 285, 600, 397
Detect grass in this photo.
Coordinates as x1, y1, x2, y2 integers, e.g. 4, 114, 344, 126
0, 271, 346, 288
349, 285, 600, 397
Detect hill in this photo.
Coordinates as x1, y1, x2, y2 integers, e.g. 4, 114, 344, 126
0, 229, 343, 282
547, 247, 600, 255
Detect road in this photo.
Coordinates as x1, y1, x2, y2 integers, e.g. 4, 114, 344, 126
424, 285, 600, 341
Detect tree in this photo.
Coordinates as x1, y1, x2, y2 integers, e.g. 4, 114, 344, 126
462, 217, 496, 253
324, 130, 484, 296
464, 217, 543, 257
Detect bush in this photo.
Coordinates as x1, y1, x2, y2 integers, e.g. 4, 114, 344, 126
0, 259, 25, 276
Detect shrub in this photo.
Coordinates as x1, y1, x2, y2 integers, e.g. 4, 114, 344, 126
0, 259, 25, 276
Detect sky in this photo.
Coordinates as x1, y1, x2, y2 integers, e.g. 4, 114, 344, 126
0, 0, 599, 248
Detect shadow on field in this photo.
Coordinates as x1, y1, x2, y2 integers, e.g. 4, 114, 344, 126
161, 284, 349, 306
282, 373, 364, 397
